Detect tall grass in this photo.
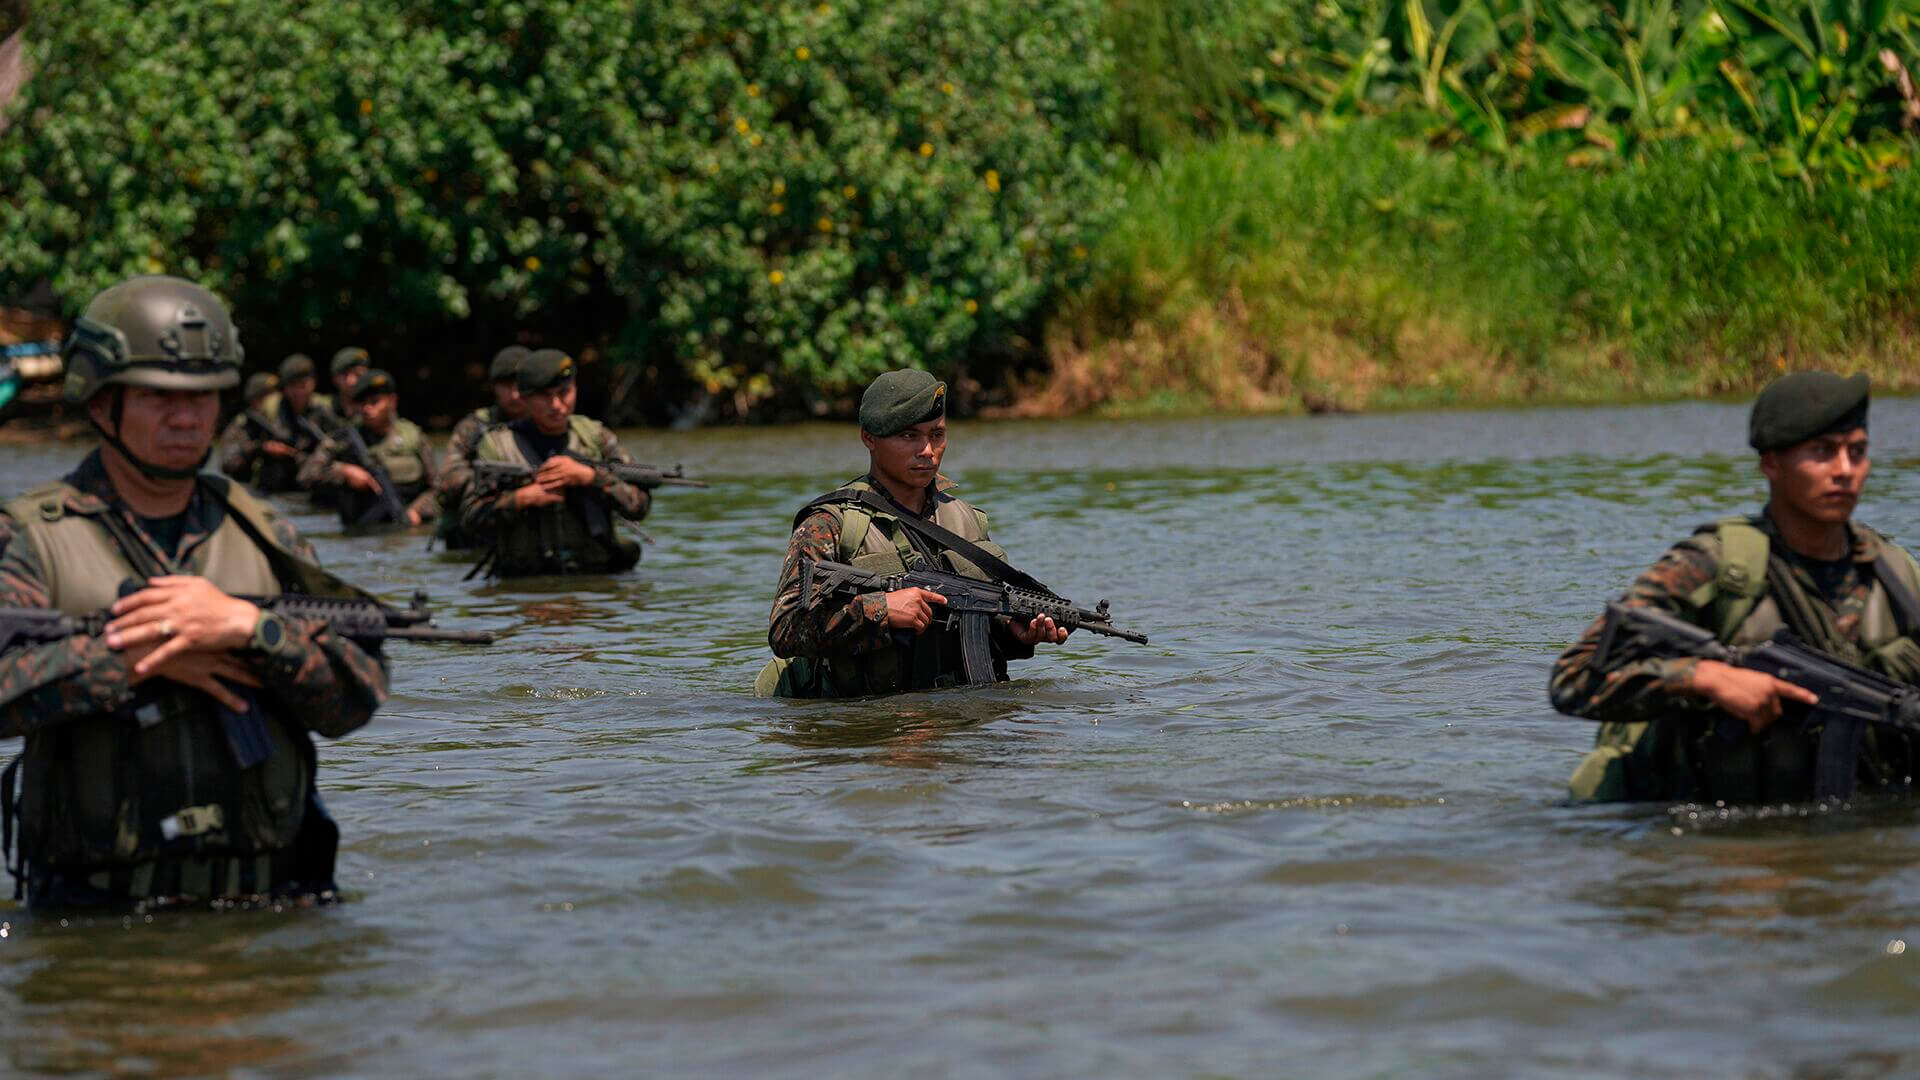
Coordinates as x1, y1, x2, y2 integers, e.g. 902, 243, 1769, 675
1031, 123, 1920, 414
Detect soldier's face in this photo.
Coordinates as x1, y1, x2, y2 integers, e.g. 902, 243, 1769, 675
492, 379, 525, 419
862, 418, 947, 490
358, 392, 397, 432
1762, 428, 1868, 525
94, 386, 219, 471
524, 380, 576, 435
284, 375, 315, 410
336, 366, 365, 394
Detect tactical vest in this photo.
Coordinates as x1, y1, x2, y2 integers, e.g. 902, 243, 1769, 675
473, 416, 640, 576
757, 478, 1008, 698
3, 478, 321, 898
1570, 517, 1920, 802
334, 418, 429, 525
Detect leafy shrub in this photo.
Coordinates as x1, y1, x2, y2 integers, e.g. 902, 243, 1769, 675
0, 0, 1119, 420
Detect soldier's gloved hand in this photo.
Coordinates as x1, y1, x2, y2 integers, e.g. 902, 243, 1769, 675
514, 482, 564, 509
884, 587, 947, 633
1685, 659, 1820, 734
338, 463, 381, 493
1009, 613, 1071, 647
536, 456, 596, 489
105, 575, 262, 686
115, 641, 262, 712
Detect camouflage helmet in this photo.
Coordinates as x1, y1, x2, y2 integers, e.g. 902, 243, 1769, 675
61, 275, 244, 404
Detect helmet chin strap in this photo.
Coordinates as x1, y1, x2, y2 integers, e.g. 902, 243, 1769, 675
91, 394, 209, 481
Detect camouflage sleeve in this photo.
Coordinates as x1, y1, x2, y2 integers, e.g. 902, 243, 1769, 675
436, 416, 484, 498
406, 440, 441, 523
0, 512, 144, 737
592, 428, 651, 521
1547, 534, 1721, 723
768, 510, 891, 659
246, 512, 390, 739
217, 415, 258, 478
296, 437, 340, 489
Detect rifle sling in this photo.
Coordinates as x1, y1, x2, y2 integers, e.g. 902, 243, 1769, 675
828, 489, 1055, 597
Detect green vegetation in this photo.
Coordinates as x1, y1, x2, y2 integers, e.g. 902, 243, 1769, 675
0, 0, 1116, 420
5, 0, 1920, 420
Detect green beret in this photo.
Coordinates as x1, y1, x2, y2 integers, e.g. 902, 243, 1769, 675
350, 367, 397, 403
859, 369, 947, 436
278, 353, 316, 382
331, 346, 370, 376
489, 344, 532, 383
243, 372, 279, 402
1749, 371, 1870, 451
517, 349, 576, 392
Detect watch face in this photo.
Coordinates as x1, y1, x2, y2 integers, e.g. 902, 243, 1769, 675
257, 614, 285, 651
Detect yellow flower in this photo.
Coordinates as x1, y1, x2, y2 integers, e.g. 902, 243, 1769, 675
842, 185, 857, 199
772, 179, 786, 196
964, 299, 979, 314
769, 270, 785, 285
750, 133, 764, 147
769, 201, 785, 215
817, 216, 834, 233
525, 256, 542, 271
904, 294, 917, 307
358, 98, 373, 116
795, 46, 811, 61
735, 117, 750, 134
984, 169, 999, 193
1072, 245, 1088, 259
941, 81, 955, 96
817, 2, 831, 12
746, 83, 761, 97
919, 142, 934, 157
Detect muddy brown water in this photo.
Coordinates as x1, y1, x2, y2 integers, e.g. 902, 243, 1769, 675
3, 401, 1919, 1077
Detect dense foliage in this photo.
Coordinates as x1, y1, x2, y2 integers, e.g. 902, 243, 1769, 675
1110, 0, 1920, 187
0, 0, 1117, 420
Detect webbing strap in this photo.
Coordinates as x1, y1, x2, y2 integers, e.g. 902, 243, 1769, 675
812, 489, 1056, 597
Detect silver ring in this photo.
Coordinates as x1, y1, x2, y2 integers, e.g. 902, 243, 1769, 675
159, 620, 175, 640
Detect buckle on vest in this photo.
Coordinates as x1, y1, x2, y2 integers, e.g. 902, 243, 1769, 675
160, 804, 226, 840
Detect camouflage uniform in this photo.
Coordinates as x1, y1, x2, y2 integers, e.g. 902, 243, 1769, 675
459, 417, 649, 575
297, 419, 441, 526
0, 452, 390, 906
762, 474, 1035, 697
215, 405, 309, 494
1551, 513, 1920, 802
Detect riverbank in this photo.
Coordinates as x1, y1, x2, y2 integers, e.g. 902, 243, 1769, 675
1012, 125, 1920, 418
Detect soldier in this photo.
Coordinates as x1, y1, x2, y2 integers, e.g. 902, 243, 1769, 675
1550, 371, 1920, 803
756, 369, 1070, 698
214, 371, 294, 491
434, 344, 529, 550
321, 346, 369, 429
460, 348, 648, 576
274, 352, 337, 439
0, 275, 389, 910
298, 369, 439, 528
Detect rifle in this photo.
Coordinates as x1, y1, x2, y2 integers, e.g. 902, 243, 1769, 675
469, 457, 708, 494
333, 424, 412, 526
0, 588, 492, 766
799, 558, 1149, 686
244, 408, 296, 446
1591, 601, 1920, 800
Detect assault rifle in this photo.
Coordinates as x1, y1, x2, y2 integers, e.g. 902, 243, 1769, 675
244, 408, 295, 445
333, 424, 412, 526
799, 559, 1149, 685
1591, 601, 1920, 800
468, 458, 709, 495
0, 589, 492, 766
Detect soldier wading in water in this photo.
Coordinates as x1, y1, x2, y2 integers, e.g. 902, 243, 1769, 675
758, 369, 1071, 698
1551, 371, 1920, 803
0, 276, 389, 910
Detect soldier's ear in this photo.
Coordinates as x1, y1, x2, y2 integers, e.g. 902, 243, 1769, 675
1757, 449, 1781, 485
860, 429, 878, 453
87, 388, 121, 437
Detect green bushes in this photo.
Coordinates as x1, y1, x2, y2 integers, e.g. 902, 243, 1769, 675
0, 0, 1118, 419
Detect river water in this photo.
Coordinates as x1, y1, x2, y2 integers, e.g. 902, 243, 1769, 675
3, 400, 1919, 1078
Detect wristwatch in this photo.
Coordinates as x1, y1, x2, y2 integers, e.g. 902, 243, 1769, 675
249, 609, 298, 659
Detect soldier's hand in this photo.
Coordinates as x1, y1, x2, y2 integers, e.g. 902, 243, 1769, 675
884, 587, 948, 633
1009, 613, 1071, 646
406, 508, 424, 527
339, 463, 380, 492
118, 642, 262, 712
263, 440, 299, 457
514, 482, 564, 509
1686, 659, 1820, 734
536, 456, 597, 488
105, 576, 261, 677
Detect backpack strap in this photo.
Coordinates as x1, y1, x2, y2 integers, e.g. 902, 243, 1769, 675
1691, 517, 1769, 642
